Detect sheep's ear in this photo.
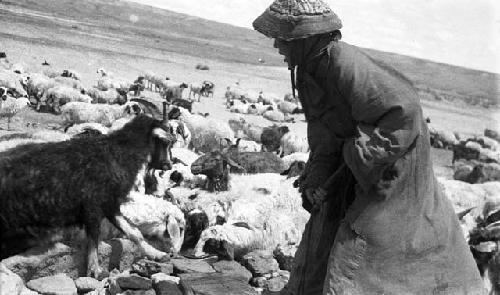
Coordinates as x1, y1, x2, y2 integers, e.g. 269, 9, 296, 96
224, 138, 232, 146
235, 138, 242, 147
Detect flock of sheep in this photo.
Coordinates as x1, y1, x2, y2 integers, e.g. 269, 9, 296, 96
2, 53, 500, 292
0, 54, 311, 282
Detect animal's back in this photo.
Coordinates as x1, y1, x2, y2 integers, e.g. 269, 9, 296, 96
0, 137, 144, 231
230, 152, 285, 173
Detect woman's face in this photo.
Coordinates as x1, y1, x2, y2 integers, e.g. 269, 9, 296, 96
273, 38, 292, 64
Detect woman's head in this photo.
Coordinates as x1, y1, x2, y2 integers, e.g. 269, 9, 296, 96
253, 0, 342, 41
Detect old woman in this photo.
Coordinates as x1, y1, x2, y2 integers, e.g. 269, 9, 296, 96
253, 0, 484, 294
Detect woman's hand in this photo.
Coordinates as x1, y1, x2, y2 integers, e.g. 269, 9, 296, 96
305, 187, 328, 211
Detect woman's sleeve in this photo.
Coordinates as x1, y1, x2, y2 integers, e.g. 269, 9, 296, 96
342, 98, 422, 192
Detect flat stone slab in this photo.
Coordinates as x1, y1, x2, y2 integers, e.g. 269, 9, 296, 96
26, 273, 77, 295
241, 250, 279, 277
74, 277, 100, 293
179, 272, 258, 295
116, 274, 152, 290
211, 260, 252, 282
171, 258, 215, 274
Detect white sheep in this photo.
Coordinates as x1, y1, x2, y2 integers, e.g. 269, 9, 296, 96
248, 102, 273, 116
61, 101, 137, 127
178, 106, 234, 153
162, 80, 188, 100
121, 192, 186, 253
86, 87, 127, 105
44, 85, 93, 113
0, 70, 27, 97
259, 91, 283, 105
24, 73, 57, 100
53, 76, 84, 90
279, 131, 309, 157
263, 109, 294, 123
277, 101, 301, 114
229, 100, 250, 114
228, 138, 261, 152
189, 82, 204, 101
0, 96, 30, 129
97, 76, 130, 91
228, 117, 263, 142
0, 130, 71, 153
183, 173, 308, 259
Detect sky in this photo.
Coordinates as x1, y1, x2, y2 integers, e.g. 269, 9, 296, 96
129, 0, 500, 74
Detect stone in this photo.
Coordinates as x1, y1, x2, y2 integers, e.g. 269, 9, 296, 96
107, 277, 122, 295
151, 273, 180, 285
179, 272, 258, 295
130, 259, 173, 277
266, 277, 286, 292
211, 260, 252, 282
241, 250, 280, 277
171, 258, 215, 274
20, 287, 39, 295
0, 263, 24, 295
109, 238, 143, 272
74, 277, 100, 293
2, 241, 112, 281
154, 280, 182, 295
250, 276, 267, 288
116, 274, 152, 290
273, 244, 297, 271
26, 274, 77, 295
119, 290, 155, 295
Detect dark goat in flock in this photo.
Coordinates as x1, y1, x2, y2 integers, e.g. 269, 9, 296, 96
190, 140, 285, 192
0, 115, 176, 278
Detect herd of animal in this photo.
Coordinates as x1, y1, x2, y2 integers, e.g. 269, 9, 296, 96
0, 54, 311, 280
1, 54, 500, 293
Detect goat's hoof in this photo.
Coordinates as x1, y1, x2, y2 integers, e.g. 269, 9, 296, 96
87, 264, 103, 279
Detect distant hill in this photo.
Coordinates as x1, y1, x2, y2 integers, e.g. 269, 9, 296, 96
1, 0, 498, 107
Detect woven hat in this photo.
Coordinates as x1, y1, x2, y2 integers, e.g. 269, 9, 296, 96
253, 0, 342, 40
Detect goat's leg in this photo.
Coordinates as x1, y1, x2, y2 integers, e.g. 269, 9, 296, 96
85, 219, 102, 279
109, 215, 168, 260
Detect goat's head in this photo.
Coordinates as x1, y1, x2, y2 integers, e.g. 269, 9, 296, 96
149, 121, 177, 171
96, 68, 107, 76
191, 150, 243, 191
124, 102, 143, 116
202, 238, 235, 261
184, 209, 209, 248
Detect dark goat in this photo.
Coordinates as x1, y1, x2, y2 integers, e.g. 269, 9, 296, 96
280, 160, 306, 178
191, 150, 243, 192
201, 80, 215, 97
0, 115, 176, 278
468, 203, 500, 292
223, 141, 286, 173
183, 209, 209, 249
261, 124, 290, 153
171, 98, 193, 113
0, 52, 6, 59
